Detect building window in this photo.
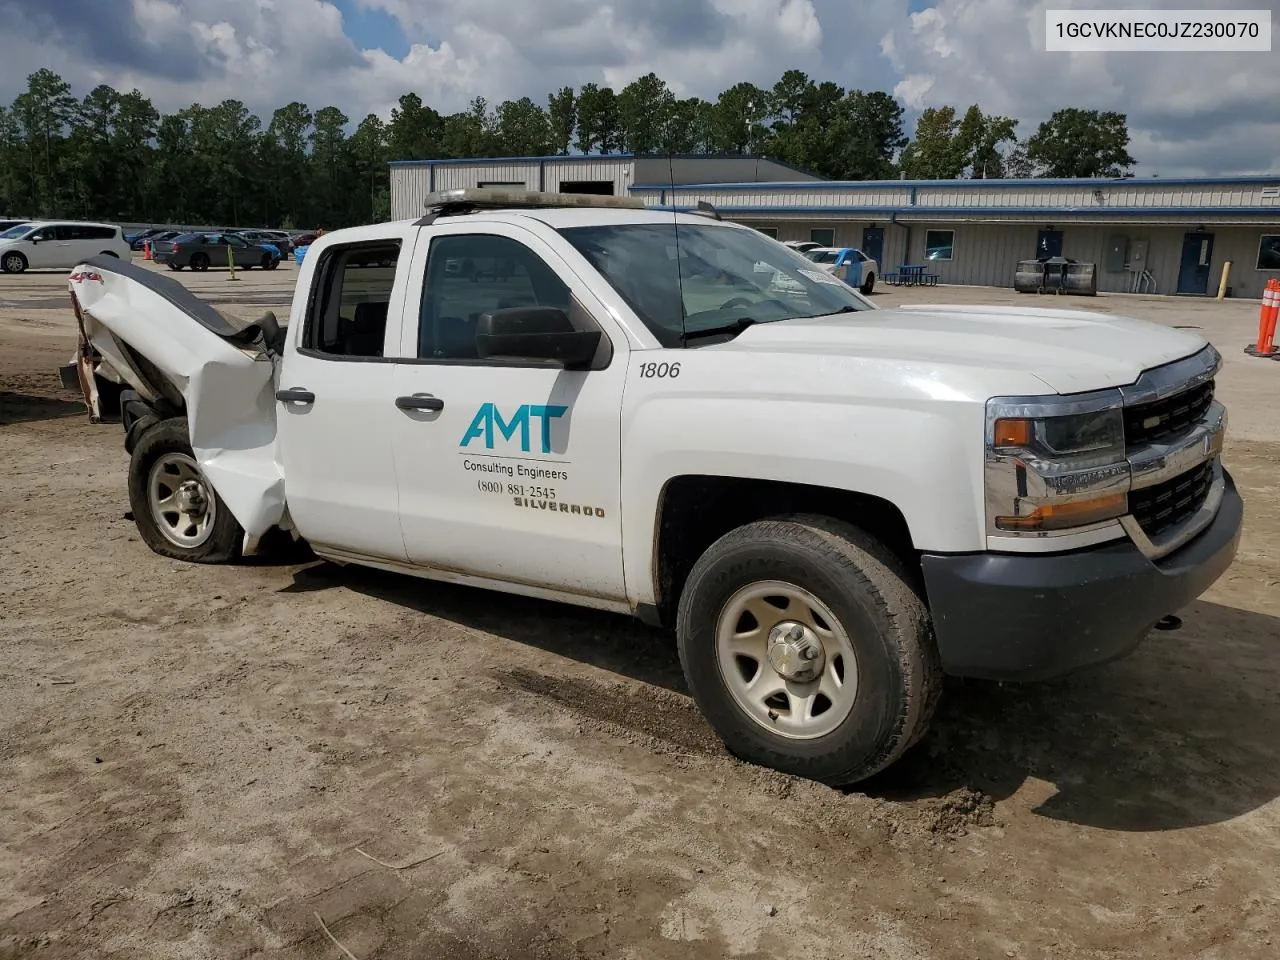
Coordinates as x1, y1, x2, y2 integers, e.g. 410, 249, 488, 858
1258, 235, 1280, 271
559, 180, 614, 196
810, 228, 835, 247
756, 227, 779, 239
925, 229, 954, 262
478, 181, 526, 189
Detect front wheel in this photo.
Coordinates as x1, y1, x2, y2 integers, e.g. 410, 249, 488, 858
2, 251, 27, 274
265, 258, 279, 270
190, 253, 210, 272
677, 515, 940, 786
861, 272, 876, 295
128, 418, 242, 563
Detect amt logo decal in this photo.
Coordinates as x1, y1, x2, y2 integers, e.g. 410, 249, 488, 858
461, 403, 567, 454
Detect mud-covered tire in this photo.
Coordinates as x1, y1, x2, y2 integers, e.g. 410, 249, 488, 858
2, 251, 27, 274
676, 515, 940, 786
860, 272, 876, 295
128, 417, 242, 564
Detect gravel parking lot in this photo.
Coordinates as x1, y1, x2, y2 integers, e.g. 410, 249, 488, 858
2, 260, 1277, 959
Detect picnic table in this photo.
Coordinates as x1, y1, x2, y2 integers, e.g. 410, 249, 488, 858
884, 263, 940, 287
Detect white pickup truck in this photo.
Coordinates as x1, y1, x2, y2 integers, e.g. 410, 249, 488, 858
64, 188, 1243, 786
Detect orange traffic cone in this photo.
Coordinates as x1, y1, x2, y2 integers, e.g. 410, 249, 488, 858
1247, 279, 1278, 357
1263, 279, 1280, 357
143, 240, 152, 261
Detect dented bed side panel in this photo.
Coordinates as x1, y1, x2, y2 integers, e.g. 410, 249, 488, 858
68, 257, 287, 536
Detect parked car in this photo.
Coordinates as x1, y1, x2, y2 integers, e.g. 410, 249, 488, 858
0, 219, 32, 233
129, 229, 173, 251
135, 230, 180, 252
160, 232, 281, 271
0, 221, 130, 274
230, 229, 293, 259
805, 246, 879, 294
783, 240, 822, 253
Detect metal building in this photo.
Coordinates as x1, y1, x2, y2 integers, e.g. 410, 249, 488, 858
389, 154, 819, 220
637, 176, 1280, 298
389, 156, 1280, 299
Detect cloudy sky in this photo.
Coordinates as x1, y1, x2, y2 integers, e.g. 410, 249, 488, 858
1, 0, 1276, 177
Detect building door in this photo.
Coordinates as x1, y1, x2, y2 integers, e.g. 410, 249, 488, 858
1177, 232, 1215, 294
1035, 229, 1063, 259
861, 227, 884, 266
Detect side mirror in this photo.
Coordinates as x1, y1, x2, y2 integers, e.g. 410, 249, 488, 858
475, 307, 601, 370
29, 236, 39, 245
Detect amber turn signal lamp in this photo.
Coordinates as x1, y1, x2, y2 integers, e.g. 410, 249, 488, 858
995, 493, 1128, 532
993, 417, 1033, 448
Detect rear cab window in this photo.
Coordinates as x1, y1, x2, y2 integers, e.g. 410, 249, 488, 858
302, 241, 402, 358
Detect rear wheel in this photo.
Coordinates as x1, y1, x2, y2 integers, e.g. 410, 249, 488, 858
265, 258, 279, 270
861, 272, 876, 295
2, 251, 27, 274
677, 515, 940, 786
190, 253, 210, 271
260, 254, 274, 269
128, 418, 242, 564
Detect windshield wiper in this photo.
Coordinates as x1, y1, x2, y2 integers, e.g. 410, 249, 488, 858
681, 316, 765, 345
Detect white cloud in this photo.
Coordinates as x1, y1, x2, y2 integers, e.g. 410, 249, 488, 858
0, 0, 1275, 175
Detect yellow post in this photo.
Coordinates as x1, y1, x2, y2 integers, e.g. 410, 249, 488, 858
227, 243, 240, 282
1217, 259, 1232, 299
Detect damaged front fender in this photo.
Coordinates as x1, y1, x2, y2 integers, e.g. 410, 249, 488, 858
67, 256, 288, 537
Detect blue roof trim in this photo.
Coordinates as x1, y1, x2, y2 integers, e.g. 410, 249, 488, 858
632, 175, 1280, 191
655, 204, 1280, 219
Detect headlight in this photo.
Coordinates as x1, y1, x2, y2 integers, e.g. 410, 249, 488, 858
993, 408, 1125, 458
986, 396, 1129, 535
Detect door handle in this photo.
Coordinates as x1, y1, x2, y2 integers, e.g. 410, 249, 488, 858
395, 394, 444, 412
276, 387, 315, 404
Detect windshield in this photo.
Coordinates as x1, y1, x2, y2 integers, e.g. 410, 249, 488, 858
0, 224, 33, 240
559, 223, 871, 347
806, 249, 840, 264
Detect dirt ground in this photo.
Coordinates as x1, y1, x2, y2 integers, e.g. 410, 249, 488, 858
2, 260, 1277, 960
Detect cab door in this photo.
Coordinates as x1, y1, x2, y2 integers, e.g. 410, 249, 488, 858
388, 221, 630, 603
275, 228, 419, 561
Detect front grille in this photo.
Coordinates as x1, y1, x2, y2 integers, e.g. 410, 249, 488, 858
1124, 380, 1214, 447
1129, 461, 1214, 539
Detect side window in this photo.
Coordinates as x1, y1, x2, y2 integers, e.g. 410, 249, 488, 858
417, 234, 573, 361
88, 226, 116, 240
54, 226, 77, 241
30, 227, 56, 241
303, 241, 401, 359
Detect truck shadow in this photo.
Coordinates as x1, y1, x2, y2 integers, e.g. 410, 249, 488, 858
0, 392, 85, 425
865, 599, 1280, 832
285, 563, 1280, 832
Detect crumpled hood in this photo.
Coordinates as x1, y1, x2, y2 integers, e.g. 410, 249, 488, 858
68, 256, 285, 537
723, 303, 1208, 395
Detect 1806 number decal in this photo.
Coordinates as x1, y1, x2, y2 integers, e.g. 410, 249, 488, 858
638, 361, 681, 379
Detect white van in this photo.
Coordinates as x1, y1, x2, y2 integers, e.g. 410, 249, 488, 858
0, 221, 131, 274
